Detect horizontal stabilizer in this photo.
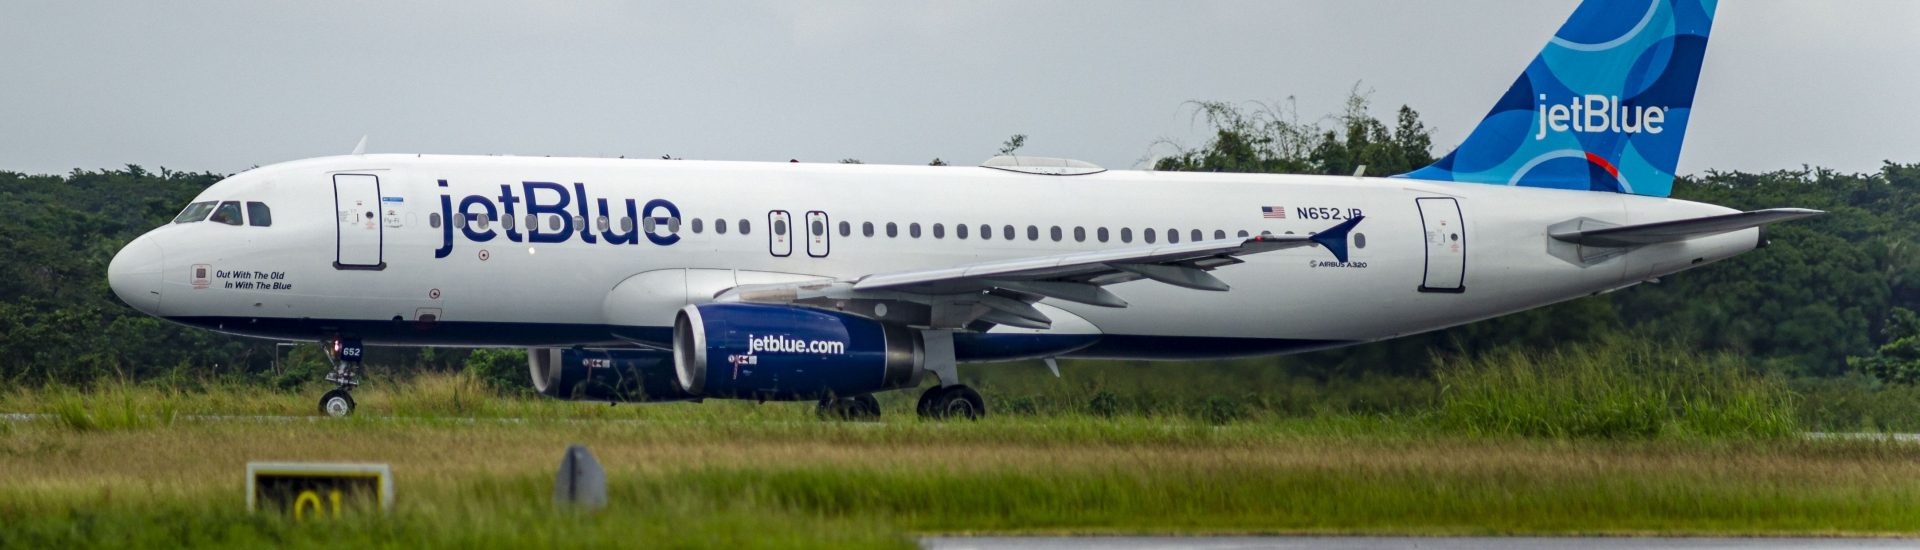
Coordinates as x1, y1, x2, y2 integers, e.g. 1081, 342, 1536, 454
1549, 208, 1822, 247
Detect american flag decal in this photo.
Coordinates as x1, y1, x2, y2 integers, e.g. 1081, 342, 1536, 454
1261, 206, 1287, 219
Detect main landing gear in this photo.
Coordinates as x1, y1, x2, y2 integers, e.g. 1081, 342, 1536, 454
913, 330, 985, 420
916, 385, 984, 420
318, 337, 364, 417
817, 394, 882, 421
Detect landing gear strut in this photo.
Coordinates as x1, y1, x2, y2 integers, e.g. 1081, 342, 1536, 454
318, 337, 364, 417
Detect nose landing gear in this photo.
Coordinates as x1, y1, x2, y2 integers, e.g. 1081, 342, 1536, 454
318, 337, 364, 417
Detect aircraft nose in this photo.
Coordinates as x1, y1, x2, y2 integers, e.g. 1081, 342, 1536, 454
108, 235, 164, 314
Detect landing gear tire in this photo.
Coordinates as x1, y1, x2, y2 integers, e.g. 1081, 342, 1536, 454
817, 394, 881, 421
915, 385, 940, 418
319, 388, 356, 417
918, 385, 985, 420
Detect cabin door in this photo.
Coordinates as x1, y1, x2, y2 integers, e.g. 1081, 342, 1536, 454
333, 174, 385, 270
1416, 197, 1464, 293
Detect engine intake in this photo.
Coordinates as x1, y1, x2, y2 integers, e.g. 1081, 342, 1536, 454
529, 348, 694, 402
673, 303, 923, 400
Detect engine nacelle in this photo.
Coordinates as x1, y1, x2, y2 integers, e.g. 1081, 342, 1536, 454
528, 348, 694, 402
673, 303, 924, 400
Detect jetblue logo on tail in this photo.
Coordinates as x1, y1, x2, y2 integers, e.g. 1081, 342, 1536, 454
1396, 0, 1718, 197
1534, 94, 1668, 140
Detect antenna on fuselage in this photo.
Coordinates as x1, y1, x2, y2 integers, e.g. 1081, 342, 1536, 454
351, 135, 369, 156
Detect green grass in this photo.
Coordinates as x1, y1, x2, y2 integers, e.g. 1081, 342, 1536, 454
6, 339, 1920, 546
3, 400, 1920, 545
1431, 338, 1800, 439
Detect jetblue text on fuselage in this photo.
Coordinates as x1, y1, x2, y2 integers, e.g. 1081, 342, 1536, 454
434, 180, 681, 258
1534, 94, 1667, 140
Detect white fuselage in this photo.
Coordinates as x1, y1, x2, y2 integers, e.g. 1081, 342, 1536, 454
108, 154, 1755, 361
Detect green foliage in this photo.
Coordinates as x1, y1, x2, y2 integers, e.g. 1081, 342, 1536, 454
997, 133, 1027, 156
1154, 89, 1433, 176
1851, 307, 1920, 384
465, 348, 530, 394
1433, 338, 1798, 439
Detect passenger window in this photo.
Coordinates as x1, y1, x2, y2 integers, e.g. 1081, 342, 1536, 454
739, 219, 751, 234
690, 218, 701, 234
454, 213, 467, 229
716, 219, 728, 234
173, 201, 217, 224
643, 217, 656, 232
1003, 225, 1014, 240
573, 216, 586, 230
1120, 228, 1133, 243
1074, 227, 1085, 242
502, 213, 515, 231
1026, 225, 1039, 241
429, 212, 443, 228
909, 223, 922, 238
526, 215, 537, 231
863, 222, 874, 237
1214, 230, 1226, 240
1098, 227, 1109, 242
1167, 229, 1178, 244
1144, 228, 1156, 244
932, 223, 945, 239
1050, 226, 1062, 242
594, 216, 607, 232
838, 221, 850, 237
886, 222, 898, 238
624, 217, 636, 233
774, 218, 788, 236
811, 219, 823, 236
1192, 229, 1204, 242
476, 215, 490, 231
246, 202, 272, 227
956, 224, 969, 239
209, 201, 244, 226
980, 225, 991, 240
1237, 230, 1250, 238
549, 216, 563, 231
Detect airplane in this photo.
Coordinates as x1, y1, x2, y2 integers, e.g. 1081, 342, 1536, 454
107, 0, 1817, 420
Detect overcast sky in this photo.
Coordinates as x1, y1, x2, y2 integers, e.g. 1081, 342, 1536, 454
3, 1, 1915, 177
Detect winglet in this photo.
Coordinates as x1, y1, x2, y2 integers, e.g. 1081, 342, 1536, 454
351, 135, 369, 156
1309, 216, 1364, 263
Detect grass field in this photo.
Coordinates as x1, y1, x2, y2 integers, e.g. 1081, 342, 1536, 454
4, 374, 1920, 548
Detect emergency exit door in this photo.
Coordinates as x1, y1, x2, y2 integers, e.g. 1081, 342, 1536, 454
1416, 197, 1464, 293
333, 174, 385, 270
768, 210, 793, 257
805, 211, 830, 257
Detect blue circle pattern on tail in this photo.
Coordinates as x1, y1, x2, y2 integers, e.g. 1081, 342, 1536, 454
1396, 0, 1717, 198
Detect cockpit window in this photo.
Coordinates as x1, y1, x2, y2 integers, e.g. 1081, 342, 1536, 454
173, 201, 217, 224
246, 202, 272, 227
209, 201, 244, 226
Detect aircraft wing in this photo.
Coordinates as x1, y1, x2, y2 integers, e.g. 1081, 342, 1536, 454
714, 216, 1364, 330
1549, 208, 1823, 247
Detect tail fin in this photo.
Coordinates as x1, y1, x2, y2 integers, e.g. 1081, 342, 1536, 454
1397, 0, 1718, 197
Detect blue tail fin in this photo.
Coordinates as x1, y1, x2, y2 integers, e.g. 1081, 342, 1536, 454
1397, 0, 1718, 197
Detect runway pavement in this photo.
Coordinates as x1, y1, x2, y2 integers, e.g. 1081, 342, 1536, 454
921, 536, 1919, 549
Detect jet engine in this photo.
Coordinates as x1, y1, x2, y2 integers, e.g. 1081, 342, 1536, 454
528, 348, 695, 402
672, 303, 924, 400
